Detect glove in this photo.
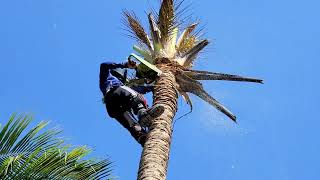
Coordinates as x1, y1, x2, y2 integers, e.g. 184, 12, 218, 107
126, 57, 137, 69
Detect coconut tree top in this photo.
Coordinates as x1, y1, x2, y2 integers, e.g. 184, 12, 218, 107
124, 0, 263, 123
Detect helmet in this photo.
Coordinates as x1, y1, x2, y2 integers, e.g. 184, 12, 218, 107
110, 68, 127, 83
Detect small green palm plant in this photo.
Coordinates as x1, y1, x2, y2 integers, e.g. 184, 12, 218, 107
0, 114, 113, 179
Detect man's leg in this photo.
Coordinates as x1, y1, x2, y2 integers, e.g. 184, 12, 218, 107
105, 87, 147, 145
114, 112, 147, 146
114, 86, 165, 127
109, 85, 164, 129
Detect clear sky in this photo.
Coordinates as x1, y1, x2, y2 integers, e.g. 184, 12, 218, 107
0, 0, 319, 179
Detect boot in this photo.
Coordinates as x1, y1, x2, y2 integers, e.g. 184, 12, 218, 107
132, 124, 147, 146
137, 133, 147, 146
138, 104, 165, 128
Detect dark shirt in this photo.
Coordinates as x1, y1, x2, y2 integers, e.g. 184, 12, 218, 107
99, 62, 126, 95
99, 62, 152, 95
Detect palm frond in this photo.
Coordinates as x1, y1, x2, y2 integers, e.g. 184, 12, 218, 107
0, 115, 34, 154
176, 23, 198, 50
164, 27, 179, 58
0, 114, 113, 179
133, 45, 153, 63
178, 90, 193, 111
182, 39, 209, 67
0, 154, 24, 177
176, 35, 197, 55
158, 0, 175, 42
123, 10, 153, 50
4, 147, 112, 180
189, 87, 236, 122
148, 13, 162, 54
176, 74, 236, 122
184, 70, 263, 83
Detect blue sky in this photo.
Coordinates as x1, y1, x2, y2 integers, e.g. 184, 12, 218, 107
0, 0, 319, 179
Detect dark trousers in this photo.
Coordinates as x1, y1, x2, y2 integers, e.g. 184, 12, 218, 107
104, 86, 146, 142
113, 112, 146, 143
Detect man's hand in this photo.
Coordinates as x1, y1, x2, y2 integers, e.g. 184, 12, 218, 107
127, 57, 137, 69
144, 78, 154, 84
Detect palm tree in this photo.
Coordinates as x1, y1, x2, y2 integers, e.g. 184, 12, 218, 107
0, 114, 113, 179
123, 0, 263, 179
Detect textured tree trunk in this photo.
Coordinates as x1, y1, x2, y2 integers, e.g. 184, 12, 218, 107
137, 69, 178, 180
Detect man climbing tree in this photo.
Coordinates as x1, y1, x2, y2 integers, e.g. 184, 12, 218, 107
99, 58, 164, 146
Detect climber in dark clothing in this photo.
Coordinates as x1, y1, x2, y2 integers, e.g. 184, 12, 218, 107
99, 59, 164, 146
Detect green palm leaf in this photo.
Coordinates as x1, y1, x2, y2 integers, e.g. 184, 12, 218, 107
0, 114, 113, 179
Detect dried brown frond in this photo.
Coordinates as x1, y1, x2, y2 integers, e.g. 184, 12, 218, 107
190, 87, 236, 122
176, 73, 236, 122
182, 39, 209, 67
158, 0, 175, 43
183, 70, 264, 83
123, 10, 152, 50
176, 73, 203, 93
178, 90, 193, 111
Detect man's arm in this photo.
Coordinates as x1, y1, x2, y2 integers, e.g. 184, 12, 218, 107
100, 58, 137, 71
131, 85, 153, 94
100, 61, 128, 70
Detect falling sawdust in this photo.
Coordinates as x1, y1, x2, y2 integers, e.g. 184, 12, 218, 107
198, 104, 255, 136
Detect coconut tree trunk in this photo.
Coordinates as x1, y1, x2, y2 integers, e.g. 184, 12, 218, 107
137, 69, 178, 180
